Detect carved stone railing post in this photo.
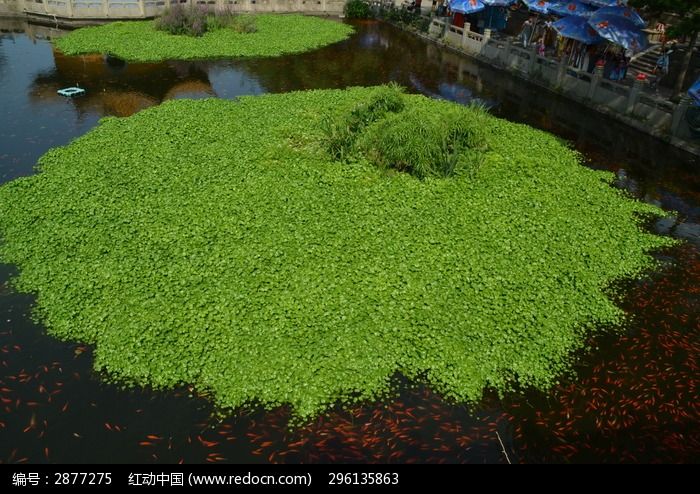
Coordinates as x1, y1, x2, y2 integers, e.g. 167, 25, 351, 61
625, 73, 647, 114
588, 59, 605, 100
671, 94, 693, 137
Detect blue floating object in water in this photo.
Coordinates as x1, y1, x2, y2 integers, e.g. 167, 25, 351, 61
57, 87, 86, 97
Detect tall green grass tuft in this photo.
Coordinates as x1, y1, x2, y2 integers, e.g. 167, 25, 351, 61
357, 104, 488, 179
321, 83, 405, 160
323, 84, 487, 179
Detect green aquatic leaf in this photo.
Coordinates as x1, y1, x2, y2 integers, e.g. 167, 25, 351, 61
55, 15, 354, 62
0, 88, 674, 420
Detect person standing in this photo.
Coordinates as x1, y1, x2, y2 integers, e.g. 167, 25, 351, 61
653, 46, 673, 77
556, 34, 566, 59
619, 54, 629, 80
655, 22, 666, 47
520, 18, 533, 48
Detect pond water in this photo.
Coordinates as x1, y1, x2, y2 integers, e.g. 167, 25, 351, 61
0, 18, 698, 463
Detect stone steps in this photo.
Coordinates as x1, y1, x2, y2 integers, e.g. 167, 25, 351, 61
630, 44, 663, 76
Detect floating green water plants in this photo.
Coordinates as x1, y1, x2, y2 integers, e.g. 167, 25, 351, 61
55, 15, 354, 62
0, 88, 673, 419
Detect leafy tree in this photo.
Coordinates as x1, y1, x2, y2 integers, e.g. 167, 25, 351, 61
345, 0, 373, 19
629, 0, 700, 97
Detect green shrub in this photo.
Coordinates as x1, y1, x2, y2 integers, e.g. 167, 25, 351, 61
155, 5, 209, 37
344, 0, 372, 19
231, 15, 258, 33
156, 6, 258, 37
414, 15, 431, 32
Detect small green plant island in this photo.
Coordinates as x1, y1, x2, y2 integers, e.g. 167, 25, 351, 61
0, 87, 674, 419
55, 12, 354, 62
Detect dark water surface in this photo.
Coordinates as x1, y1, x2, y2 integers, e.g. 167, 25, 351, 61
0, 19, 698, 463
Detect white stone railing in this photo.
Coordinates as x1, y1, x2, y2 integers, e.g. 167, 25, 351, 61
0, 0, 344, 18
426, 20, 689, 140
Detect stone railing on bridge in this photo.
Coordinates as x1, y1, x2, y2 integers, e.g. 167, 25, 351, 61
428, 17, 697, 145
0, 0, 344, 20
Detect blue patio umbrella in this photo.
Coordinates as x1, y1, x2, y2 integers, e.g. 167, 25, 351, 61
582, 0, 627, 7
449, 0, 486, 14
688, 78, 700, 105
688, 77, 700, 106
552, 15, 604, 44
589, 14, 648, 53
549, 1, 597, 18
589, 5, 645, 27
521, 0, 555, 14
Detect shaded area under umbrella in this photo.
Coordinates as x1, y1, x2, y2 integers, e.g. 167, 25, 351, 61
521, 0, 555, 14
552, 15, 604, 44
449, 0, 486, 14
589, 14, 648, 53
480, 1, 516, 30
549, 1, 598, 18
589, 5, 646, 28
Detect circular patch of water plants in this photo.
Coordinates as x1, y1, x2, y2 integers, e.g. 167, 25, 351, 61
0, 88, 673, 419
55, 15, 354, 62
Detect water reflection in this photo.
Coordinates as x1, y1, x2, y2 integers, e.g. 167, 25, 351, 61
29, 50, 216, 117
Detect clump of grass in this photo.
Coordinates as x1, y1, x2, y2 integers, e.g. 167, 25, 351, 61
357, 104, 488, 179
323, 84, 487, 179
322, 83, 405, 160
155, 5, 257, 37
232, 15, 257, 34
206, 12, 257, 34
155, 5, 209, 37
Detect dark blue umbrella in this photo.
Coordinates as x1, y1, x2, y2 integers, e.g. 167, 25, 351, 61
590, 6, 645, 27
449, 0, 486, 14
552, 15, 604, 44
521, 0, 555, 14
582, 0, 627, 7
481, 0, 516, 5
549, 1, 598, 18
688, 77, 700, 106
589, 14, 648, 53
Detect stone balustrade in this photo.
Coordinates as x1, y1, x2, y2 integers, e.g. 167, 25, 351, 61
0, 0, 344, 20
427, 17, 697, 145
